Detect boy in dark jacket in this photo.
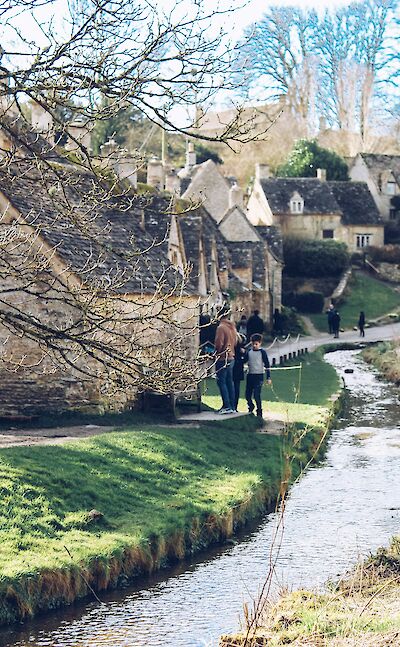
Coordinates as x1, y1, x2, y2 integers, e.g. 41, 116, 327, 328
242, 334, 271, 418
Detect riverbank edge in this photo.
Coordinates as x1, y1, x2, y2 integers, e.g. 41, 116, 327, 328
361, 340, 400, 384
0, 391, 344, 628
220, 348, 400, 647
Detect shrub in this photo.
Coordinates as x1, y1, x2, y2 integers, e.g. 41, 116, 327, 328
279, 307, 307, 334
367, 245, 400, 264
384, 223, 400, 245
282, 291, 324, 313
283, 237, 349, 277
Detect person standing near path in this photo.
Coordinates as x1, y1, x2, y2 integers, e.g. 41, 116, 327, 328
246, 309, 264, 342
232, 333, 246, 412
327, 304, 335, 334
358, 311, 366, 337
214, 308, 238, 414
332, 309, 341, 338
242, 334, 271, 418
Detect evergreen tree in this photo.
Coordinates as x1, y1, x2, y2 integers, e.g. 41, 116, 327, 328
277, 140, 349, 181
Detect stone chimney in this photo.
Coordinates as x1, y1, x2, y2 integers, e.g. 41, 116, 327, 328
147, 157, 165, 190
255, 163, 270, 181
100, 138, 118, 158
229, 183, 244, 209
31, 101, 53, 139
65, 121, 92, 152
186, 141, 196, 169
165, 169, 181, 196
114, 155, 138, 190
317, 168, 327, 182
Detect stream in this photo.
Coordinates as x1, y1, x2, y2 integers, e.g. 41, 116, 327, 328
0, 349, 399, 647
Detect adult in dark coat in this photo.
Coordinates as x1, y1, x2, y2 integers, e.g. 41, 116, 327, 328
326, 304, 335, 334
246, 310, 264, 341
358, 311, 365, 337
273, 308, 284, 336
332, 310, 341, 338
232, 333, 246, 412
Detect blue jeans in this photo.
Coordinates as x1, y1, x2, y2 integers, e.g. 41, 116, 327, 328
245, 374, 264, 414
216, 359, 235, 410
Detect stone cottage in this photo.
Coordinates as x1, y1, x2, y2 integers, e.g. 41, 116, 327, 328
0, 134, 199, 417
155, 150, 284, 324
247, 164, 384, 252
349, 154, 400, 223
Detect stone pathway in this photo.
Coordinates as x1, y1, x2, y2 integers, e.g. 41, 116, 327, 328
0, 425, 115, 448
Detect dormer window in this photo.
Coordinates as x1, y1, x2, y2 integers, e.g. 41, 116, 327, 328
290, 192, 304, 214
386, 181, 396, 196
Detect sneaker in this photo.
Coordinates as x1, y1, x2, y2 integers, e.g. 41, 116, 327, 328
218, 407, 231, 414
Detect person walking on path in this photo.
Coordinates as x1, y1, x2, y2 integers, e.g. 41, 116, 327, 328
242, 333, 271, 418
246, 309, 264, 342
232, 333, 246, 412
326, 304, 335, 334
332, 309, 341, 338
273, 308, 284, 337
214, 308, 238, 414
358, 311, 366, 337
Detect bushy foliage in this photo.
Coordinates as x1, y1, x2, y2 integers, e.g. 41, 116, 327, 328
368, 245, 400, 264
195, 144, 223, 165
283, 291, 324, 313
283, 237, 350, 277
384, 223, 400, 245
277, 140, 349, 181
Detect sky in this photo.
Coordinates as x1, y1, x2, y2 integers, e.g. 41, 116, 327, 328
169, 0, 357, 38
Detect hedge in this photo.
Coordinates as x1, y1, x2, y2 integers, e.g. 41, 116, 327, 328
283, 238, 350, 277
282, 291, 324, 313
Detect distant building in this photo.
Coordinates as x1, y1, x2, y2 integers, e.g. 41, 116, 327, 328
349, 154, 400, 223
247, 164, 384, 252
158, 151, 284, 324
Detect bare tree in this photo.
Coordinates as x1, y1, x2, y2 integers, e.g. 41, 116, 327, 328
0, 0, 248, 407
236, 6, 319, 135
316, 0, 397, 145
236, 1, 398, 146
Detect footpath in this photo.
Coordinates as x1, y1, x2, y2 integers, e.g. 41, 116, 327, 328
0, 320, 398, 448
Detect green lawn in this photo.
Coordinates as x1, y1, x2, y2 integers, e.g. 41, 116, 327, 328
0, 418, 288, 581
309, 272, 400, 332
202, 351, 340, 427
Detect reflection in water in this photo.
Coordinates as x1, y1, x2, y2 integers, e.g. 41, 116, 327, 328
0, 351, 399, 647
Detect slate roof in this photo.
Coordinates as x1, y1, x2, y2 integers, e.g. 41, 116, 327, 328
259, 177, 383, 228
0, 160, 193, 294
327, 182, 383, 226
257, 226, 284, 263
0, 113, 65, 162
227, 241, 266, 289
227, 243, 253, 269
360, 154, 400, 186
260, 178, 340, 215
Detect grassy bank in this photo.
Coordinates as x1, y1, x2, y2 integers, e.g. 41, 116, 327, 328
309, 272, 400, 332
202, 349, 341, 427
221, 536, 400, 646
362, 340, 400, 384
0, 350, 341, 626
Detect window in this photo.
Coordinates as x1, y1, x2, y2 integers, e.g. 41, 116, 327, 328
386, 181, 396, 196
290, 192, 304, 214
323, 229, 334, 239
356, 234, 372, 248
